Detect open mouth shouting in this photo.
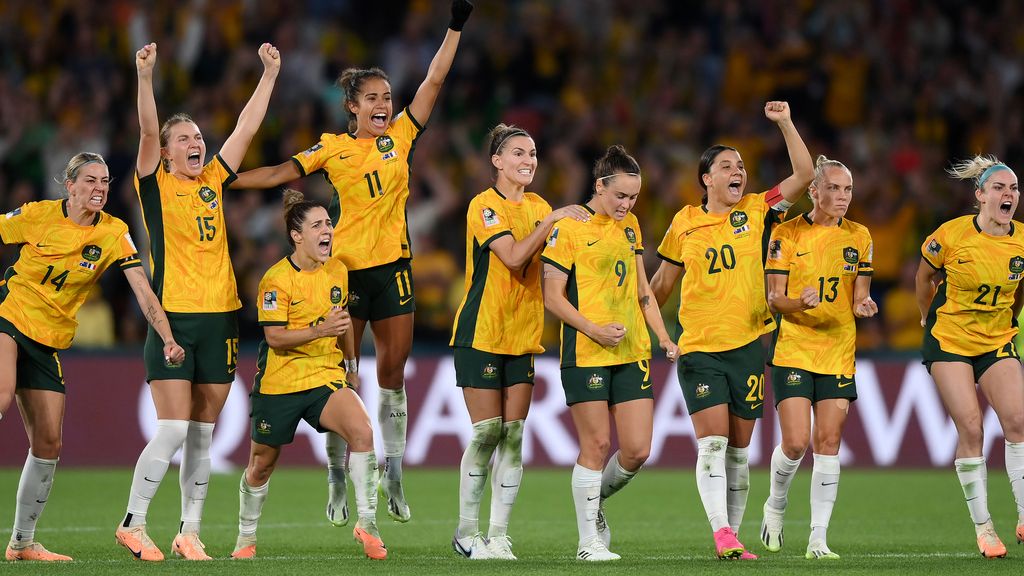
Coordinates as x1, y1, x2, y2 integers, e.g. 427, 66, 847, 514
187, 150, 202, 170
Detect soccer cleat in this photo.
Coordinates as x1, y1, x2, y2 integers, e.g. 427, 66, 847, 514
576, 535, 620, 561
596, 504, 612, 548
760, 502, 785, 552
739, 550, 759, 560
5, 542, 72, 561
713, 527, 745, 559
353, 520, 387, 560
230, 534, 257, 559
378, 473, 411, 523
115, 525, 164, 561
805, 540, 840, 559
977, 528, 1007, 559
485, 535, 516, 560
452, 532, 494, 559
327, 476, 349, 527
171, 532, 212, 560
1016, 524, 1024, 545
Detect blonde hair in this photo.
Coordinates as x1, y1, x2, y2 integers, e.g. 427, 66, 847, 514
55, 152, 108, 197
811, 155, 850, 189
159, 113, 197, 172
947, 154, 1010, 188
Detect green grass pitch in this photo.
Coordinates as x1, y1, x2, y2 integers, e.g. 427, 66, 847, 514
2, 467, 1023, 574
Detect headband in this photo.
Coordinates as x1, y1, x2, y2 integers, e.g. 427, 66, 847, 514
978, 163, 1010, 188
493, 129, 529, 155
596, 173, 640, 181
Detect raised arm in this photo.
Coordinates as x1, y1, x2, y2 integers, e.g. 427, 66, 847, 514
136, 43, 161, 176
636, 255, 679, 361
543, 264, 625, 348
915, 259, 941, 327
407, 0, 473, 125
489, 206, 589, 272
219, 43, 281, 171
766, 271, 819, 315
231, 160, 302, 190
650, 259, 684, 307
124, 267, 184, 365
765, 101, 814, 204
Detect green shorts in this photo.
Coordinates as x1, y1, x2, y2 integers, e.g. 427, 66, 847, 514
250, 383, 346, 446
454, 347, 535, 389
348, 258, 415, 321
922, 337, 1019, 382
145, 311, 239, 383
771, 366, 857, 405
678, 338, 765, 419
561, 360, 653, 406
0, 315, 65, 393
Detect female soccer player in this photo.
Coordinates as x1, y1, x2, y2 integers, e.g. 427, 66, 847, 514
231, 190, 385, 560
917, 155, 1024, 559
231, 0, 474, 525
759, 156, 876, 559
2, 153, 184, 562
116, 41, 280, 561
542, 145, 678, 562
650, 101, 813, 559
449, 124, 589, 560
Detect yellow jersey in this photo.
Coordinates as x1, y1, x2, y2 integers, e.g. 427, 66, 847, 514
541, 209, 649, 368
291, 109, 424, 271
922, 215, 1024, 356
451, 188, 552, 355
657, 190, 781, 353
255, 256, 349, 394
766, 214, 873, 374
0, 200, 141, 349
135, 155, 241, 313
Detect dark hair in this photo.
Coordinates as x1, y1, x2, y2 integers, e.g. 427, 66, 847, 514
697, 144, 738, 204
282, 189, 322, 248
159, 113, 197, 172
593, 144, 641, 182
337, 67, 390, 133
487, 123, 532, 181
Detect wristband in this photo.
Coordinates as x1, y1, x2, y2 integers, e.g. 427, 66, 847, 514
343, 358, 359, 374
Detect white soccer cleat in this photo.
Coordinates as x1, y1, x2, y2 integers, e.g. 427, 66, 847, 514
760, 502, 785, 552
452, 532, 494, 559
378, 474, 411, 523
805, 540, 840, 560
485, 535, 516, 560
576, 535, 620, 561
596, 504, 612, 548
326, 476, 349, 527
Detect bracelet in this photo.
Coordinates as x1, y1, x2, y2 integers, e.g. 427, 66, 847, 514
343, 358, 359, 374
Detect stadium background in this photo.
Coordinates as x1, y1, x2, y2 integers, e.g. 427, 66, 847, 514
2, 0, 1023, 468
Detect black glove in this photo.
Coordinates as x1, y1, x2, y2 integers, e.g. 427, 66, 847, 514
449, 0, 473, 31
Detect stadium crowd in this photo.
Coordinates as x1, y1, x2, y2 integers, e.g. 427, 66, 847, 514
1, 0, 1022, 352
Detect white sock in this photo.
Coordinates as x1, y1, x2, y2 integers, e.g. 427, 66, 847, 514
1005, 441, 1024, 523
489, 419, 525, 539
955, 456, 991, 526
725, 445, 749, 533
600, 450, 638, 502
696, 435, 729, 532
238, 475, 269, 537
123, 419, 189, 528
571, 464, 602, 546
10, 452, 57, 546
809, 453, 840, 544
767, 444, 802, 511
326, 432, 348, 483
456, 417, 501, 538
179, 421, 214, 534
378, 387, 407, 484
349, 451, 379, 523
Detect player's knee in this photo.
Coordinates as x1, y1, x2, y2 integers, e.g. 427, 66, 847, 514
781, 437, 809, 460
581, 435, 611, 462
814, 435, 841, 455
619, 445, 650, 470
1001, 412, 1024, 441
347, 425, 374, 453
248, 461, 275, 486
958, 425, 984, 452
31, 436, 61, 459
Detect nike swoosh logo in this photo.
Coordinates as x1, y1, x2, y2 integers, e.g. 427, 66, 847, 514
685, 230, 698, 236
709, 474, 725, 478
587, 240, 600, 246
194, 481, 209, 486
468, 472, 486, 477
175, 192, 190, 197
143, 476, 159, 483
35, 499, 47, 504
339, 154, 353, 160
500, 483, 519, 488
36, 243, 49, 248
775, 471, 790, 477
291, 300, 304, 306
129, 546, 142, 559
640, 382, 652, 390
727, 488, 746, 492
228, 367, 237, 374
958, 259, 972, 264
796, 251, 811, 257
587, 496, 599, 501
400, 296, 413, 305
837, 381, 853, 388
821, 481, 839, 486
750, 402, 763, 409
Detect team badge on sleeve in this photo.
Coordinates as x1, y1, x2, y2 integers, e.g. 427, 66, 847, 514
547, 228, 559, 247
768, 239, 782, 260
263, 290, 278, 311
302, 143, 323, 156
482, 207, 500, 228
5, 207, 21, 219
926, 239, 941, 256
